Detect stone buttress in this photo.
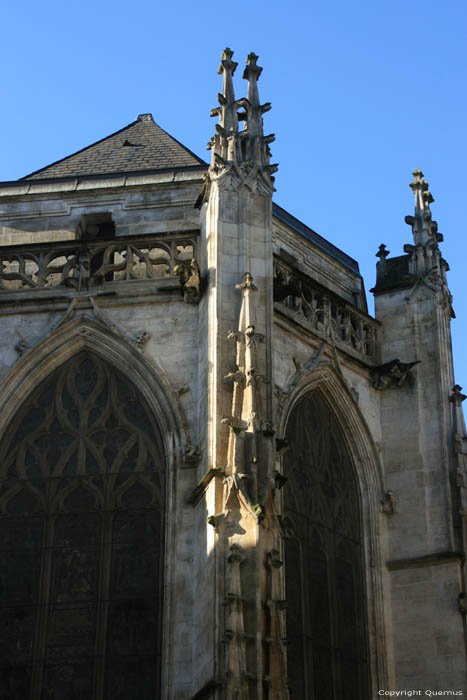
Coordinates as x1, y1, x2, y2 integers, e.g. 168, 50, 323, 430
194, 49, 288, 699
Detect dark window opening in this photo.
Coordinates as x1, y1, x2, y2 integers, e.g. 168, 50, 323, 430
0, 352, 165, 699
283, 391, 370, 700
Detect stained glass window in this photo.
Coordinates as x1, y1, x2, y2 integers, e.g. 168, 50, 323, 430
0, 352, 165, 699
283, 391, 370, 699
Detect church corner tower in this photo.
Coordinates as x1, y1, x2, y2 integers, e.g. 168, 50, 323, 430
372, 169, 467, 689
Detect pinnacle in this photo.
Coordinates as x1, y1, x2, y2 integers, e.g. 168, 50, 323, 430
243, 52, 263, 81
410, 168, 429, 193
218, 47, 238, 75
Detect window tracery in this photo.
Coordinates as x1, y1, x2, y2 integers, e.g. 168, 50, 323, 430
0, 352, 165, 699
283, 390, 370, 699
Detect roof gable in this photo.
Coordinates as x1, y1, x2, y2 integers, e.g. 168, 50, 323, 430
22, 114, 206, 180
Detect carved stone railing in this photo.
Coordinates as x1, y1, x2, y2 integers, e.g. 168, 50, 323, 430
0, 232, 198, 295
274, 259, 378, 362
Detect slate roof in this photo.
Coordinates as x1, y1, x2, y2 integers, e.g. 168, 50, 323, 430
22, 114, 207, 180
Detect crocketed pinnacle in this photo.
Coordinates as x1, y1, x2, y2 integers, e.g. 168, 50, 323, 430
207, 48, 277, 175
241, 52, 274, 166
211, 48, 239, 149
404, 169, 448, 282
407, 168, 435, 246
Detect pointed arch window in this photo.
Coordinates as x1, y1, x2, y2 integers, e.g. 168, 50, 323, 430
0, 352, 165, 699
283, 390, 370, 699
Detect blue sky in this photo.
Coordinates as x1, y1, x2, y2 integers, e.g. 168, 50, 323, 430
3, 0, 467, 385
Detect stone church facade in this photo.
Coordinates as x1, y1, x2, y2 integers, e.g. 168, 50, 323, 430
0, 49, 465, 699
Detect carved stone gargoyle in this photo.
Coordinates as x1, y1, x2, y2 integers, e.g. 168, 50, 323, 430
174, 258, 201, 304
371, 359, 420, 390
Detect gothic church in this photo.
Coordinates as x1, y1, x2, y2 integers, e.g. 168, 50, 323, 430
0, 49, 465, 699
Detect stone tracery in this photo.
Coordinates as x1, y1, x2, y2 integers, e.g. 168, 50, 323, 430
0, 351, 165, 699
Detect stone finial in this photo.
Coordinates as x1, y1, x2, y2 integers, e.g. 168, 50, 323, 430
376, 244, 390, 262
409, 168, 434, 219
406, 168, 435, 236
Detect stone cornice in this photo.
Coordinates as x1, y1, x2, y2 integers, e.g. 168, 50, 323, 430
0, 165, 207, 199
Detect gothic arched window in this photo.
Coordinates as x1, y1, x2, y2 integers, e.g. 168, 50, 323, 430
283, 391, 370, 700
0, 352, 165, 699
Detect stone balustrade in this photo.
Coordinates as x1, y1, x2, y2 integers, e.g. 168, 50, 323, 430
273, 259, 378, 362
0, 232, 197, 293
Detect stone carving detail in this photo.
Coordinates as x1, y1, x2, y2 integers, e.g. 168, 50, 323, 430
174, 258, 201, 303
0, 233, 196, 292
370, 359, 420, 390
14, 339, 30, 356
224, 544, 249, 699
183, 445, 201, 468
273, 260, 377, 361
380, 490, 397, 515
197, 48, 278, 205
450, 384, 467, 405
130, 328, 150, 347
0, 352, 165, 696
222, 273, 275, 518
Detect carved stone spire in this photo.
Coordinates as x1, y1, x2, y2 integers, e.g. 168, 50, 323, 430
217, 48, 238, 136
404, 169, 448, 282
209, 48, 240, 165
201, 48, 277, 202
241, 52, 275, 168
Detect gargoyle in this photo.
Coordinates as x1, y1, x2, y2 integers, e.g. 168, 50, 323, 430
371, 359, 420, 390
174, 258, 201, 303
